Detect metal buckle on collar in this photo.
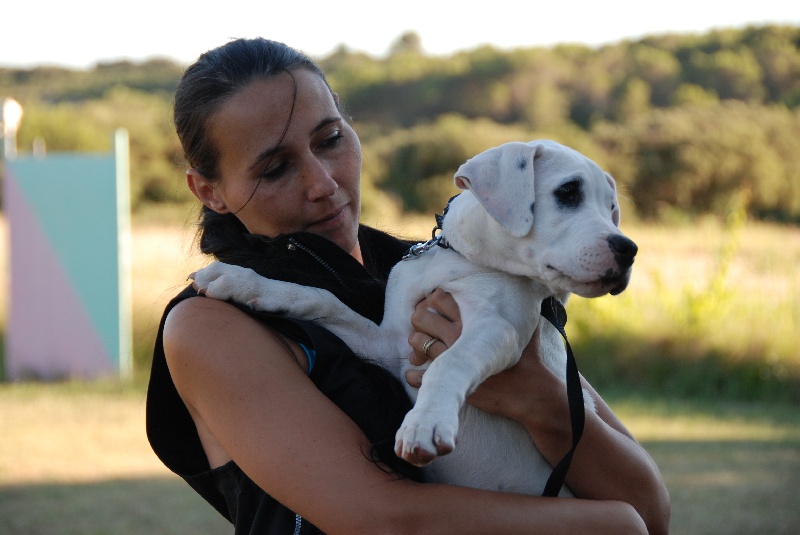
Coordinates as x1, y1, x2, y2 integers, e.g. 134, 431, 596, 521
402, 235, 447, 261
402, 194, 460, 261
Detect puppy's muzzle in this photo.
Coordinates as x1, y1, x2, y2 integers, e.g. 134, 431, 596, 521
602, 234, 637, 295
608, 234, 638, 270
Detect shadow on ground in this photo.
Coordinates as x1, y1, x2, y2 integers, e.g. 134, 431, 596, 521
1, 439, 798, 535
645, 439, 800, 535
0, 476, 230, 535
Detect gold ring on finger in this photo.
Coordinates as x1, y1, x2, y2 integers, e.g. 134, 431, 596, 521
422, 337, 439, 358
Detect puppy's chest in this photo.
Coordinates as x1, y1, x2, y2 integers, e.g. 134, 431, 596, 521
538, 320, 570, 381
390, 248, 501, 294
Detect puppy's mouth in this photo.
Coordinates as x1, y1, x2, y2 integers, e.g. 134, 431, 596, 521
548, 265, 631, 296
600, 269, 631, 295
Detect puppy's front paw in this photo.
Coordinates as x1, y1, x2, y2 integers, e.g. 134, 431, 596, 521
394, 407, 458, 466
190, 262, 264, 306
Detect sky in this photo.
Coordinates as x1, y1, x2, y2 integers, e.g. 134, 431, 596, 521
1, 0, 798, 70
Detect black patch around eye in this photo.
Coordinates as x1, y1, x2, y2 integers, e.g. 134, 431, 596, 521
517, 156, 527, 170
554, 179, 584, 209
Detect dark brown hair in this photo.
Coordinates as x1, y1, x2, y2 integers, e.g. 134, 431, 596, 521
173, 38, 332, 258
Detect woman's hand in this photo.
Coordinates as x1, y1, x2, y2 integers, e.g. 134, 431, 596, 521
406, 288, 462, 370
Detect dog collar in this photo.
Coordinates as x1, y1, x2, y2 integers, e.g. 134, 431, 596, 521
402, 194, 460, 261
401, 234, 451, 260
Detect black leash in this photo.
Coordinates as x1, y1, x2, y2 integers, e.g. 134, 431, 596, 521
539, 296, 586, 497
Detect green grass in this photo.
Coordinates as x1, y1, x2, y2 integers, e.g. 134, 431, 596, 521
611, 395, 800, 534
0, 382, 798, 534
565, 218, 800, 402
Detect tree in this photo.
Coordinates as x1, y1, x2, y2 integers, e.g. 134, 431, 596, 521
613, 77, 652, 122
628, 44, 681, 106
686, 48, 765, 101
594, 102, 800, 220
390, 32, 424, 56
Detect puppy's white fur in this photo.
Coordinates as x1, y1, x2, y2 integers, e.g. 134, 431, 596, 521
192, 140, 636, 496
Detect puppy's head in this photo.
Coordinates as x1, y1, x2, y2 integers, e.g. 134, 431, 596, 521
453, 140, 636, 298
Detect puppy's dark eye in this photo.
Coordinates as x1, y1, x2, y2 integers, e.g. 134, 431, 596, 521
554, 179, 583, 209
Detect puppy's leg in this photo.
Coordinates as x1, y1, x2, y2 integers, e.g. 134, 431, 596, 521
192, 262, 388, 359
192, 262, 333, 316
395, 312, 525, 466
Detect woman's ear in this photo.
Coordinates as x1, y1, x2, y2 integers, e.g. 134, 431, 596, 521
187, 169, 229, 213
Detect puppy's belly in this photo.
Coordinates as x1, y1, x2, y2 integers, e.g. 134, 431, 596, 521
420, 405, 573, 497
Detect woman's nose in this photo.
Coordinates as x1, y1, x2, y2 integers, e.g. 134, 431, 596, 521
302, 156, 338, 201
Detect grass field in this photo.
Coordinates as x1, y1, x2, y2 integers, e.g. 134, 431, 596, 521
1, 211, 799, 533
0, 381, 797, 534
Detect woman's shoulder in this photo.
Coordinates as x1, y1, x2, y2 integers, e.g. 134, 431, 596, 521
163, 294, 307, 384
165, 293, 247, 339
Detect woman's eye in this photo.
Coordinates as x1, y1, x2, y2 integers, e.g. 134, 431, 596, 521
261, 160, 288, 179
320, 131, 344, 149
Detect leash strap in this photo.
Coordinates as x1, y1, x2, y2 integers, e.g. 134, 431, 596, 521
539, 296, 586, 497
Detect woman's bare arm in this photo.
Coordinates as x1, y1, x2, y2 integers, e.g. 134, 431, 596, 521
164, 296, 647, 535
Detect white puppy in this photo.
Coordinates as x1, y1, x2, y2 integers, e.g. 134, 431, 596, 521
192, 140, 637, 496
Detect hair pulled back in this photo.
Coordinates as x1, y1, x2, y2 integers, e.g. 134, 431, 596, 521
173, 38, 330, 259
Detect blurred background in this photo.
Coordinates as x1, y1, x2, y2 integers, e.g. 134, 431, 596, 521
1, 1, 798, 533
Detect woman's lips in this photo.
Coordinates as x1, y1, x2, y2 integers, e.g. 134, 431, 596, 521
309, 206, 346, 228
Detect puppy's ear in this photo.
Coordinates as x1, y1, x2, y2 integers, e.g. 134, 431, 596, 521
454, 141, 537, 237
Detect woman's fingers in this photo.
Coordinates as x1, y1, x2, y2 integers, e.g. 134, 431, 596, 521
408, 289, 462, 364
407, 334, 445, 365
405, 368, 424, 388
405, 288, 462, 381
418, 288, 460, 323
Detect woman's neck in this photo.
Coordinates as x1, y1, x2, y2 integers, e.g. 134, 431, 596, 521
350, 241, 364, 264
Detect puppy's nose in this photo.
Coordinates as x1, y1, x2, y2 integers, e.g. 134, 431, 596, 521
607, 235, 638, 269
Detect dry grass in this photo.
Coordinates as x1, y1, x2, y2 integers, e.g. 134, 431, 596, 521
0, 381, 797, 534
0, 381, 231, 535
128, 217, 206, 370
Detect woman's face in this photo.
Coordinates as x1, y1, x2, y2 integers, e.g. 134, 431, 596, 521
191, 68, 362, 259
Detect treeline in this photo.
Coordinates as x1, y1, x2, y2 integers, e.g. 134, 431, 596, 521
2, 24, 799, 222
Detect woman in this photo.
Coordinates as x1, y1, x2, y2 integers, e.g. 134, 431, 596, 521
146, 37, 670, 534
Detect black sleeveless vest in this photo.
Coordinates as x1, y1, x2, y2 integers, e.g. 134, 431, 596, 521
146, 226, 424, 534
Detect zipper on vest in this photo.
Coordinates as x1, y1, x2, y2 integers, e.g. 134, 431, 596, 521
286, 237, 345, 287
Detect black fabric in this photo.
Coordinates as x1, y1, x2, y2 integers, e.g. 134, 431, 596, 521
145, 225, 423, 534
540, 296, 585, 498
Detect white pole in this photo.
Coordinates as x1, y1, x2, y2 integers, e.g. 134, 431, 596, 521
1, 98, 23, 160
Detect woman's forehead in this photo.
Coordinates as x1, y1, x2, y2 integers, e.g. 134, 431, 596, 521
213, 70, 333, 134
209, 70, 338, 172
